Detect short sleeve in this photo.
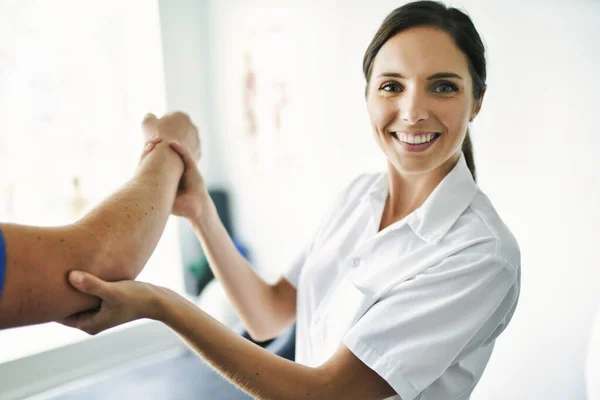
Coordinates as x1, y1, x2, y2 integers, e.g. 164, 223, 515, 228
0, 228, 6, 299
281, 238, 312, 289
343, 253, 519, 400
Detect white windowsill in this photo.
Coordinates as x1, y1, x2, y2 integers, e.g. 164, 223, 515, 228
0, 321, 182, 400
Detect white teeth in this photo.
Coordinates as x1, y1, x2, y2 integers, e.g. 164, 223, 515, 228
396, 133, 437, 145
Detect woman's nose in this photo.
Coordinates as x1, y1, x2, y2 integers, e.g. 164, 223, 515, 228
400, 90, 430, 124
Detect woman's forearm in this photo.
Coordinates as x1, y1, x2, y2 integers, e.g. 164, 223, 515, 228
187, 198, 286, 341
157, 290, 326, 399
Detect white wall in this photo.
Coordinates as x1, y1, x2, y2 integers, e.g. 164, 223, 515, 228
199, 1, 600, 399
157, 0, 229, 188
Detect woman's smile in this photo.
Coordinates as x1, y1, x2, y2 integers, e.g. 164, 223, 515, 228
390, 131, 442, 152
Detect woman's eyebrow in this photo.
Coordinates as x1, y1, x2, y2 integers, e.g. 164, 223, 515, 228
377, 72, 463, 80
377, 72, 405, 79
427, 72, 463, 81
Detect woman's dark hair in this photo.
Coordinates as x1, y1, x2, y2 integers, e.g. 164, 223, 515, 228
363, 1, 486, 181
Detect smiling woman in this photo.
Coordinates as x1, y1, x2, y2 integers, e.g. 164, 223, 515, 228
51, 2, 521, 400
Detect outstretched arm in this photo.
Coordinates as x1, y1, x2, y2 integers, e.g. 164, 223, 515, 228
59, 271, 397, 400
0, 141, 182, 329
0, 112, 200, 329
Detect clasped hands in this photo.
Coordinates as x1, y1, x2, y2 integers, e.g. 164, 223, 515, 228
60, 111, 207, 335
139, 112, 210, 220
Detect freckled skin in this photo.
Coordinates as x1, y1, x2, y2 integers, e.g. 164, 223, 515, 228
0, 142, 188, 328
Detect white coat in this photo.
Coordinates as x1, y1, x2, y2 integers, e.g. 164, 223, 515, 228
283, 154, 521, 400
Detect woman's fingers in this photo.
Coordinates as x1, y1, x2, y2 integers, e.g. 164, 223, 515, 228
169, 141, 197, 171
63, 273, 128, 335
58, 308, 97, 328
62, 273, 149, 335
58, 308, 102, 331
146, 136, 163, 146
72, 311, 114, 335
140, 137, 163, 158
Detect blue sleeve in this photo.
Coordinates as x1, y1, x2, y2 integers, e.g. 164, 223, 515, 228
0, 229, 5, 299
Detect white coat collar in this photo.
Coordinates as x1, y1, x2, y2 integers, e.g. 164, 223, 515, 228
365, 153, 478, 245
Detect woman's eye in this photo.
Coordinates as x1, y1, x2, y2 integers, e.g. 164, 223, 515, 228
433, 82, 458, 94
380, 82, 402, 93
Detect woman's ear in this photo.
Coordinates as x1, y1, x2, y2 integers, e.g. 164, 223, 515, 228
470, 85, 487, 122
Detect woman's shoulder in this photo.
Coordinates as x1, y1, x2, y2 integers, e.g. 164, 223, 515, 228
454, 189, 521, 271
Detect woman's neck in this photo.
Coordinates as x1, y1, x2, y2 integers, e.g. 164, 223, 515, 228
381, 154, 460, 228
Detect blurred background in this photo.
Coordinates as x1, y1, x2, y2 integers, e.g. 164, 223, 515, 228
0, 0, 599, 399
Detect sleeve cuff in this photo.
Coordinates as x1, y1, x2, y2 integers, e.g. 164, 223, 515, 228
281, 269, 299, 289
343, 334, 419, 400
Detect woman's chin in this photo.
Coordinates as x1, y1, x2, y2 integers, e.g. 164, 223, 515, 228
387, 155, 444, 177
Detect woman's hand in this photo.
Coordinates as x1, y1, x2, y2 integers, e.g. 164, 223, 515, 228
168, 141, 210, 220
139, 136, 164, 162
142, 112, 201, 162
138, 136, 210, 220
58, 271, 169, 335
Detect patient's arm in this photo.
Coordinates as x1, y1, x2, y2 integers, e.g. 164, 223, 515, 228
0, 141, 183, 329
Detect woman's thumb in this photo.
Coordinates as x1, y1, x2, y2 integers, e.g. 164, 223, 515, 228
68, 270, 106, 297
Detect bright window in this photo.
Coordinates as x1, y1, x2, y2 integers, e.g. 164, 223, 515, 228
0, 0, 184, 363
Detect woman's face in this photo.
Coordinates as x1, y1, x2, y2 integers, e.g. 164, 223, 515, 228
367, 26, 483, 177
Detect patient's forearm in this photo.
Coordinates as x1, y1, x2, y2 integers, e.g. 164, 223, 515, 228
79, 142, 184, 280
0, 142, 183, 328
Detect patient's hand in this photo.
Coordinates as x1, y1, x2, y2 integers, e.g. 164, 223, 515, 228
142, 112, 201, 162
